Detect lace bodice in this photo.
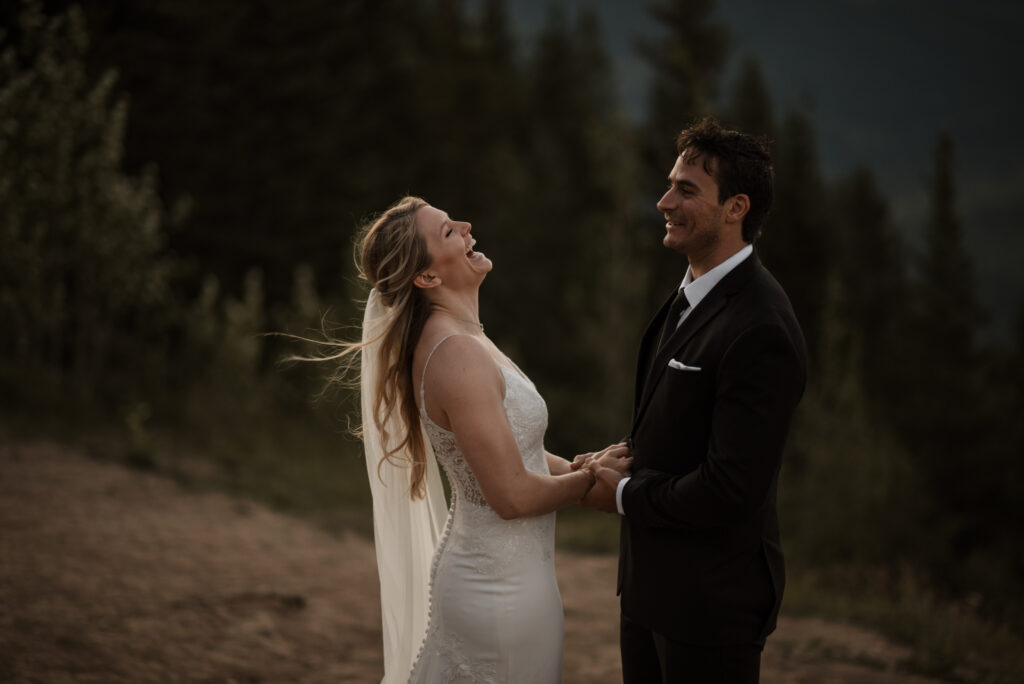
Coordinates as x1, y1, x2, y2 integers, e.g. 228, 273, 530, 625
421, 371, 549, 508
418, 335, 549, 501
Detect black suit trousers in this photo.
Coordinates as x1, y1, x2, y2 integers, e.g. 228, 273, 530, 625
621, 613, 762, 684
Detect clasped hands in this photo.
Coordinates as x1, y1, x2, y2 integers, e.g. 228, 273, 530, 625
571, 442, 632, 513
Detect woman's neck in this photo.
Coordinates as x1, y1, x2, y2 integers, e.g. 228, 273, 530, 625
429, 292, 483, 332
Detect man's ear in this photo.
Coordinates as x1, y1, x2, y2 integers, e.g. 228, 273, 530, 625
413, 272, 440, 289
724, 194, 750, 225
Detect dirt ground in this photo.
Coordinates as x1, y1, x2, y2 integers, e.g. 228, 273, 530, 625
0, 440, 944, 683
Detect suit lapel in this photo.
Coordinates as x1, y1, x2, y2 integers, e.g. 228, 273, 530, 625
633, 290, 676, 415
632, 253, 761, 428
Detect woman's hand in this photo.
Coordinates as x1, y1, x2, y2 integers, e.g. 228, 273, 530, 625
571, 442, 632, 476
571, 451, 595, 471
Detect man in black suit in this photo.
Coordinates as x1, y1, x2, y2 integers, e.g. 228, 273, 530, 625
580, 119, 808, 683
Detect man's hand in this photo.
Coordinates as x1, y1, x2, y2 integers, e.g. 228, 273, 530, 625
581, 464, 623, 513
573, 442, 631, 513
571, 452, 595, 471
572, 442, 631, 473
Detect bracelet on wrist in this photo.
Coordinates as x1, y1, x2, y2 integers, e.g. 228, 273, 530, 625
581, 468, 596, 495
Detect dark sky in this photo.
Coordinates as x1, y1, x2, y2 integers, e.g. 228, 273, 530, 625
482, 0, 1024, 340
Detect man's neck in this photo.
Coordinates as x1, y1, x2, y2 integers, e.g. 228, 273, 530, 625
688, 241, 750, 280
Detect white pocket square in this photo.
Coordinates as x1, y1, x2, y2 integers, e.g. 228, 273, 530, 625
668, 359, 701, 371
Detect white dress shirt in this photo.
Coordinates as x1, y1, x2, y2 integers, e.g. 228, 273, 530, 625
615, 244, 754, 515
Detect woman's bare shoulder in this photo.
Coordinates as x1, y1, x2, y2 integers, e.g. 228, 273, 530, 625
418, 331, 500, 400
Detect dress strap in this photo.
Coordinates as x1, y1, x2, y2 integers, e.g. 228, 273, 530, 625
419, 334, 458, 417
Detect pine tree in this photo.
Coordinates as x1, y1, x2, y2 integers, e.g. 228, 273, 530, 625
637, 0, 728, 159
758, 109, 831, 364
412, 0, 527, 218
908, 133, 977, 451
488, 5, 642, 452
781, 271, 932, 568
636, 0, 730, 310
830, 166, 911, 418
920, 134, 977, 373
83, 0, 426, 311
724, 55, 775, 140
963, 294, 1024, 622
911, 133, 982, 561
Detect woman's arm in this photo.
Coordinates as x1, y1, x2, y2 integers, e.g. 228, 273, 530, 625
545, 451, 572, 476
425, 336, 595, 519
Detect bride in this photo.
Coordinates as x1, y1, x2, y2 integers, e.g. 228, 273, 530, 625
323, 196, 630, 683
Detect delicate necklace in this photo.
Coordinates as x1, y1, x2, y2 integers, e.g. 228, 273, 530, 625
441, 312, 484, 332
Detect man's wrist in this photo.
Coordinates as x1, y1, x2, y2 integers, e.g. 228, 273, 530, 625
615, 476, 630, 515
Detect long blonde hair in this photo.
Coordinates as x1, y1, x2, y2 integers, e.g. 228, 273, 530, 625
299, 196, 434, 498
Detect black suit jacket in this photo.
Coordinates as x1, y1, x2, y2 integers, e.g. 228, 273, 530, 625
618, 251, 807, 647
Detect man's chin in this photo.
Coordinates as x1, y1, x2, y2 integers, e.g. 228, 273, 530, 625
662, 234, 688, 255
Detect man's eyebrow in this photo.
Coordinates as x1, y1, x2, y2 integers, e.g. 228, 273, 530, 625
669, 177, 699, 190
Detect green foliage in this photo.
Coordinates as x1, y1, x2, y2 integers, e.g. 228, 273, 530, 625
635, 0, 730, 309
218, 268, 266, 384
759, 109, 833, 364
638, 0, 729, 145
784, 565, 1024, 683
0, 2, 179, 391
723, 56, 775, 140
921, 134, 979, 361
555, 505, 621, 554
489, 6, 645, 452
781, 274, 932, 567
829, 167, 912, 408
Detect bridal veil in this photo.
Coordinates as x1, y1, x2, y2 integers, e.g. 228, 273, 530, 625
360, 288, 448, 684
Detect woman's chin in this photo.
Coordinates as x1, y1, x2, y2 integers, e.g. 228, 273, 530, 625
469, 252, 493, 273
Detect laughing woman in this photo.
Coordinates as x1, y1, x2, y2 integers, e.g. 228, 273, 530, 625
316, 196, 630, 683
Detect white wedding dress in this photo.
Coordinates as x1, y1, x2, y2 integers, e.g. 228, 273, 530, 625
406, 335, 563, 683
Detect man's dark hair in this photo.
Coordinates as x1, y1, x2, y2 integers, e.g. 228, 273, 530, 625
675, 118, 773, 242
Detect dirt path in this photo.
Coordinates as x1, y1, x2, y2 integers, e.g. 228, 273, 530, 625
0, 441, 941, 683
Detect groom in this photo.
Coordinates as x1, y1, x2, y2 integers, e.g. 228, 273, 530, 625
582, 119, 807, 683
